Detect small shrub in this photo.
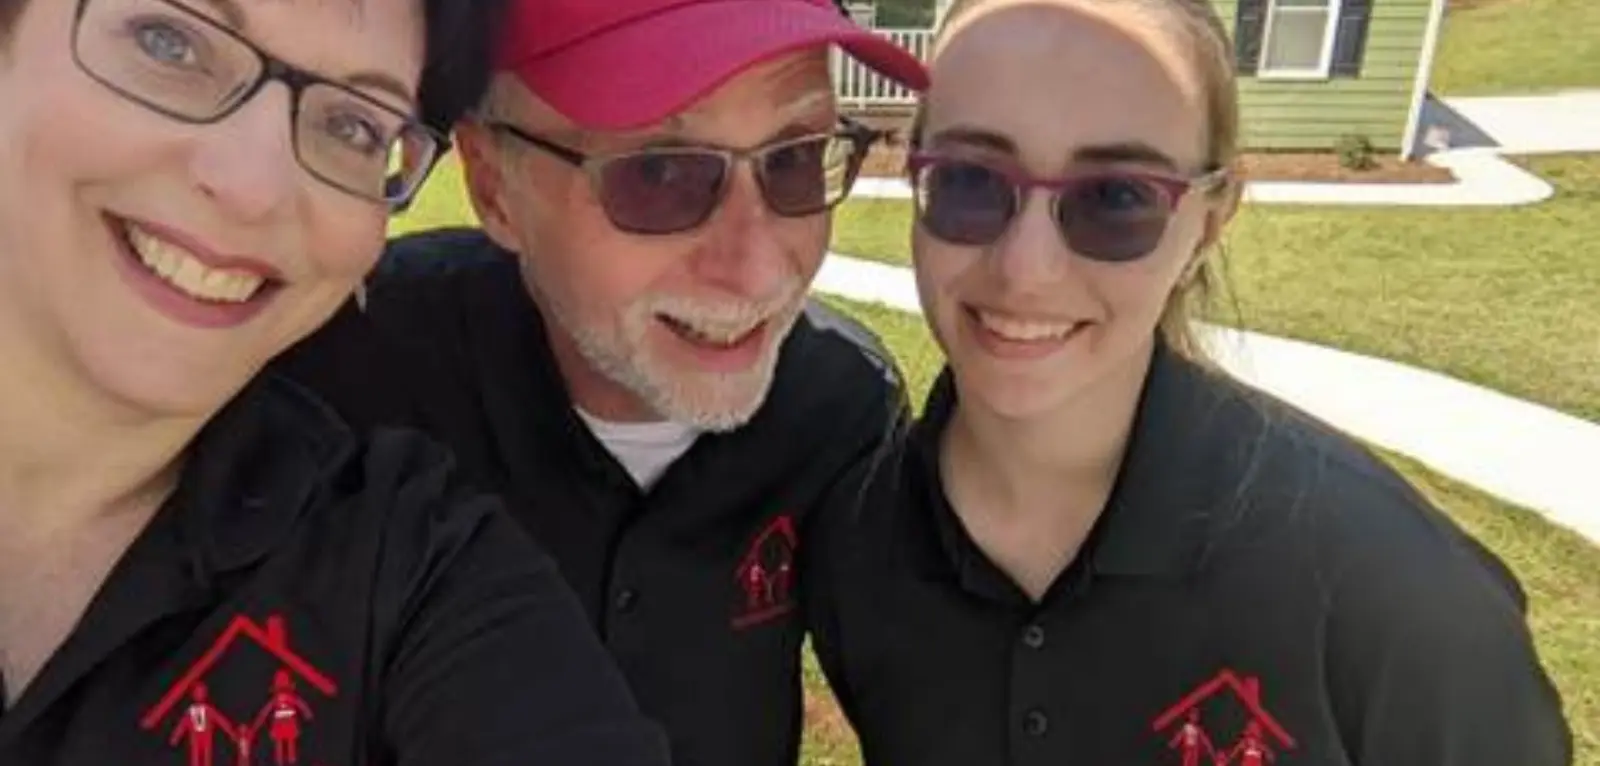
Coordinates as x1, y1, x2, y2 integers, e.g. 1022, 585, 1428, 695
1336, 134, 1378, 171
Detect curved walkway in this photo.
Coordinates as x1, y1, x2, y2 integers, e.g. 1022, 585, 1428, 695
814, 253, 1600, 544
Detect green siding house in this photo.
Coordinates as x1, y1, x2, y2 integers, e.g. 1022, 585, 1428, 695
1220, 0, 1446, 156
908, 0, 1447, 157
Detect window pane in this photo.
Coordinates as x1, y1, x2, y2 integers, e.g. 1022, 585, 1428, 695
1263, 9, 1331, 71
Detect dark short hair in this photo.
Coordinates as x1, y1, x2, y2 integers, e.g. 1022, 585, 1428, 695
417, 0, 511, 132
0, 0, 26, 44
0, 0, 506, 131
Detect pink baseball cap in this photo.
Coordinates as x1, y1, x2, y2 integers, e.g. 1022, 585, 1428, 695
493, 0, 930, 130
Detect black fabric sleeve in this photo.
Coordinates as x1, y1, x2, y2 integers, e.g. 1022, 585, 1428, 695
362, 434, 670, 766
1323, 510, 1573, 765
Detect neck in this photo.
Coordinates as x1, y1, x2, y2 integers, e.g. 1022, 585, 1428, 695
942, 341, 1156, 520
0, 323, 201, 538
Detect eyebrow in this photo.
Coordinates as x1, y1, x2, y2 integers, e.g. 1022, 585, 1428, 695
344, 72, 418, 107
929, 128, 1182, 172
1072, 142, 1180, 171
189, 0, 417, 107
192, 0, 246, 29
927, 126, 1017, 154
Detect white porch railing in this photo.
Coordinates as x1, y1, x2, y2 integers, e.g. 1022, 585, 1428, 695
832, 28, 934, 108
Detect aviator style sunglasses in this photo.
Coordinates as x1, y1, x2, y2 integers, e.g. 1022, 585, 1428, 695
483, 120, 886, 235
906, 153, 1228, 262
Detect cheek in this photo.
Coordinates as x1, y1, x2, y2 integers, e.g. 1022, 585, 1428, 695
305, 203, 388, 280
912, 236, 978, 326
783, 215, 830, 275
528, 208, 688, 319
1094, 238, 1196, 322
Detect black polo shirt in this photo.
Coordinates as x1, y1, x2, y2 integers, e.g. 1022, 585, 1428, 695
271, 228, 908, 766
807, 342, 1574, 766
0, 373, 668, 765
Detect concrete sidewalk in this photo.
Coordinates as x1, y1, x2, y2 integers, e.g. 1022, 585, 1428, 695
1428, 91, 1600, 155
813, 253, 1600, 545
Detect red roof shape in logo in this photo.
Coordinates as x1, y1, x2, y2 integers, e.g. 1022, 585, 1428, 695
140, 614, 337, 731
733, 514, 797, 580
1151, 668, 1296, 749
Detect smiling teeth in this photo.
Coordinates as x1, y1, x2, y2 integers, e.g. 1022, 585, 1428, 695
126, 225, 264, 304
671, 317, 761, 345
976, 310, 1077, 342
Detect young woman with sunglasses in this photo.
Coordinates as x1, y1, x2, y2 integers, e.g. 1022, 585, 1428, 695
0, 0, 668, 762
804, 1, 1572, 764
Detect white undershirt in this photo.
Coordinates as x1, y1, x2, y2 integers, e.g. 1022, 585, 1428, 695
574, 408, 700, 490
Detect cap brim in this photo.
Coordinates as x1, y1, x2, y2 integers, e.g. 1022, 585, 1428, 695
508, 0, 930, 131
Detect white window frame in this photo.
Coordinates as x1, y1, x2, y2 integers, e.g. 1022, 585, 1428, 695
1257, 0, 1344, 80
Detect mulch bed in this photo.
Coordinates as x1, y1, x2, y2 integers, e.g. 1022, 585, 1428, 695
848, 110, 1455, 184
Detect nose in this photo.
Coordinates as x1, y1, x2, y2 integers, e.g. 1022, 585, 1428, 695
188, 85, 300, 223
687, 162, 796, 299
987, 190, 1067, 288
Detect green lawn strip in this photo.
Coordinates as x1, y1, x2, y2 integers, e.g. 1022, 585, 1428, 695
827, 155, 1600, 424
1431, 0, 1600, 96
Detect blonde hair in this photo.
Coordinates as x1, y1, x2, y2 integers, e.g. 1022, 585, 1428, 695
914, 0, 1242, 360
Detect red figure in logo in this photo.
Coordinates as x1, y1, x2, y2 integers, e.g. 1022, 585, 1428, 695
169, 683, 237, 766
1167, 708, 1216, 766
252, 670, 315, 765
743, 561, 769, 609
1224, 721, 1276, 766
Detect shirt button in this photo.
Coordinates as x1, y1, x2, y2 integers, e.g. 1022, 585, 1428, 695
614, 588, 639, 613
1022, 624, 1046, 649
1022, 708, 1049, 737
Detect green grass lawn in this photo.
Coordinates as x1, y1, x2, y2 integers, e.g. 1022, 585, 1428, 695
798, 296, 1600, 766
832, 154, 1600, 424
393, 159, 1598, 766
1431, 0, 1600, 95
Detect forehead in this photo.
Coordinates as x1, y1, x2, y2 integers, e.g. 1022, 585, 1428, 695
193, 0, 425, 92
926, 0, 1206, 170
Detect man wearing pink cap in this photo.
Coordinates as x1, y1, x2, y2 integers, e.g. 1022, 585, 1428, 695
277, 1, 927, 765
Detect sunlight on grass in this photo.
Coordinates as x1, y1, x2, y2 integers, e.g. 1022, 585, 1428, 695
1431, 0, 1600, 95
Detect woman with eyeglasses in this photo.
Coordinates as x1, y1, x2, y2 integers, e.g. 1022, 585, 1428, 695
0, 0, 667, 763
804, 1, 1572, 764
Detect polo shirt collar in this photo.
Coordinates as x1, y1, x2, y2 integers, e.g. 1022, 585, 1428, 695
176, 374, 356, 581
911, 338, 1241, 591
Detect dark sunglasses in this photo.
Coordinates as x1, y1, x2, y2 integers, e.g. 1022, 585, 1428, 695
906, 153, 1228, 262
484, 120, 884, 235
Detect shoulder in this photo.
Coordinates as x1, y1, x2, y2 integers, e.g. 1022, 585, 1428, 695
1197, 372, 1527, 611
791, 298, 903, 388
360, 227, 522, 324
774, 298, 908, 426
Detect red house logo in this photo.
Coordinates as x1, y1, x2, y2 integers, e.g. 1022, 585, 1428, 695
1152, 668, 1296, 765
731, 514, 798, 630
141, 614, 337, 766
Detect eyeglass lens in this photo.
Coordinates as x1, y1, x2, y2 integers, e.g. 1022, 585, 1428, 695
595, 134, 862, 235
73, 0, 439, 204
913, 159, 1181, 262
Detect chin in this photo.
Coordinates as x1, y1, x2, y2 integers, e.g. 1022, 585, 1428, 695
66, 325, 264, 419
949, 362, 1077, 422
